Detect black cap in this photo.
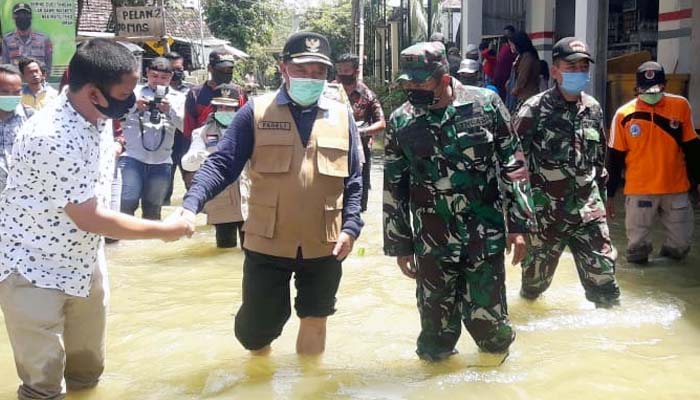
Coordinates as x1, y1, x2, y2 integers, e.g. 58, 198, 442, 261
148, 57, 172, 73
282, 32, 332, 67
636, 61, 666, 93
13, 3, 31, 13
552, 37, 595, 63
209, 50, 236, 68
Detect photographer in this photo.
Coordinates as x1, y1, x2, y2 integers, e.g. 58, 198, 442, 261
119, 57, 185, 220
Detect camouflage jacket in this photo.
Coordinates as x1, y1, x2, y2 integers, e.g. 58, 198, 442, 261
513, 87, 608, 231
383, 79, 535, 262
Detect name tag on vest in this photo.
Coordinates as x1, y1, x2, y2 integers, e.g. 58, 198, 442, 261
258, 121, 291, 131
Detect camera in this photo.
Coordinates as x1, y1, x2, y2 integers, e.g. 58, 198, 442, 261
146, 85, 168, 124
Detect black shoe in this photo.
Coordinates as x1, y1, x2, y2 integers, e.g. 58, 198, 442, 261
105, 238, 119, 244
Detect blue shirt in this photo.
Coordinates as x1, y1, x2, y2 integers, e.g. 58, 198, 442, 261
183, 87, 364, 240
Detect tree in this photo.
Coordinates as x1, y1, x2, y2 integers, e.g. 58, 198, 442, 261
299, 0, 353, 59
205, 0, 283, 52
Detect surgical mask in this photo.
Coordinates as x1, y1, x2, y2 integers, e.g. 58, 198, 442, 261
212, 69, 232, 85
94, 87, 136, 119
288, 77, 326, 106
459, 75, 479, 86
0, 96, 21, 112
639, 92, 663, 105
214, 110, 236, 127
559, 72, 590, 94
336, 74, 356, 85
405, 89, 438, 107
15, 16, 31, 31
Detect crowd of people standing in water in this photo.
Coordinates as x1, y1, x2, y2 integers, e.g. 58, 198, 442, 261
0, 25, 697, 399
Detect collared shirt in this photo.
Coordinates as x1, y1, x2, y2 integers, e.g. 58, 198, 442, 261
183, 86, 364, 240
340, 81, 385, 134
0, 104, 31, 192
514, 87, 608, 226
0, 93, 115, 297
121, 84, 185, 165
21, 82, 59, 111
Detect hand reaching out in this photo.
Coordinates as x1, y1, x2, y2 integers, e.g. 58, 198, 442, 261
161, 208, 196, 242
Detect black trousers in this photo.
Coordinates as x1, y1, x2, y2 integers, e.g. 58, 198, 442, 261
164, 130, 191, 204
361, 135, 372, 212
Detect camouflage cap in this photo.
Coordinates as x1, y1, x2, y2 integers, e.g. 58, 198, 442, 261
398, 42, 448, 82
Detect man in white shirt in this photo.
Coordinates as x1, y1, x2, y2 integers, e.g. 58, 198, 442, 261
0, 39, 193, 400
120, 57, 185, 220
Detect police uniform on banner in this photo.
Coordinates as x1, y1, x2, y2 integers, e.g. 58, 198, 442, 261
1, 3, 53, 74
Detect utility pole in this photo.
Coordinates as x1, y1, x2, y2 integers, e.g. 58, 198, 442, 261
198, 0, 206, 69
161, 0, 170, 53
427, 0, 432, 38
358, 0, 365, 80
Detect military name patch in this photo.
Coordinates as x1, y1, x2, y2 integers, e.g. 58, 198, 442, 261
258, 121, 291, 131
629, 123, 641, 137
455, 115, 490, 131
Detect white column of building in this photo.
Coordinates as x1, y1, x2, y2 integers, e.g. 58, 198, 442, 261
525, 0, 555, 64
574, 0, 607, 99
657, 0, 693, 74
687, 0, 700, 125
460, 0, 482, 57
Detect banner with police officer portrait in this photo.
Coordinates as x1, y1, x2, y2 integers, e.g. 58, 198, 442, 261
0, 0, 76, 80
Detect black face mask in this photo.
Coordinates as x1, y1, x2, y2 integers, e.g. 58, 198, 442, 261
336, 74, 356, 85
212, 69, 232, 85
94, 87, 136, 119
15, 16, 31, 31
172, 69, 184, 83
405, 89, 438, 107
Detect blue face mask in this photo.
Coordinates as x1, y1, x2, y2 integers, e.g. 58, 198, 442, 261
288, 77, 326, 106
214, 110, 236, 127
0, 96, 21, 112
560, 72, 590, 94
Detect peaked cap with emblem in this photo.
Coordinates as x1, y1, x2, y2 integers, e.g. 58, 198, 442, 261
13, 3, 32, 14
212, 83, 241, 107
552, 37, 595, 63
636, 61, 666, 93
398, 42, 448, 82
282, 31, 333, 67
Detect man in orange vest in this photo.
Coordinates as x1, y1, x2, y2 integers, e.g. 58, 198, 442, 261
181, 32, 363, 355
608, 61, 700, 264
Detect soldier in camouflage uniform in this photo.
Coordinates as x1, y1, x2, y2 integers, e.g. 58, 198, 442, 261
383, 42, 536, 361
513, 37, 621, 305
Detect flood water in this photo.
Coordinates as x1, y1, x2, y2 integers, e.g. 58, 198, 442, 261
1, 154, 700, 399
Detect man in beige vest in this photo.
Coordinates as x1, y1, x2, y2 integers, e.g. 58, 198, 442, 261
181, 32, 363, 355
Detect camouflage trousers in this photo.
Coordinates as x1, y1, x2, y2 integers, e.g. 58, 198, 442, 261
415, 252, 514, 361
521, 219, 621, 304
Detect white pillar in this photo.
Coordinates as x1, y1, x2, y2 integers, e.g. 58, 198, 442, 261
657, 0, 693, 74
525, 0, 555, 64
460, 0, 482, 57
574, 0, 607, 100
390, 21, 400, 79
688, 0, 700, 125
